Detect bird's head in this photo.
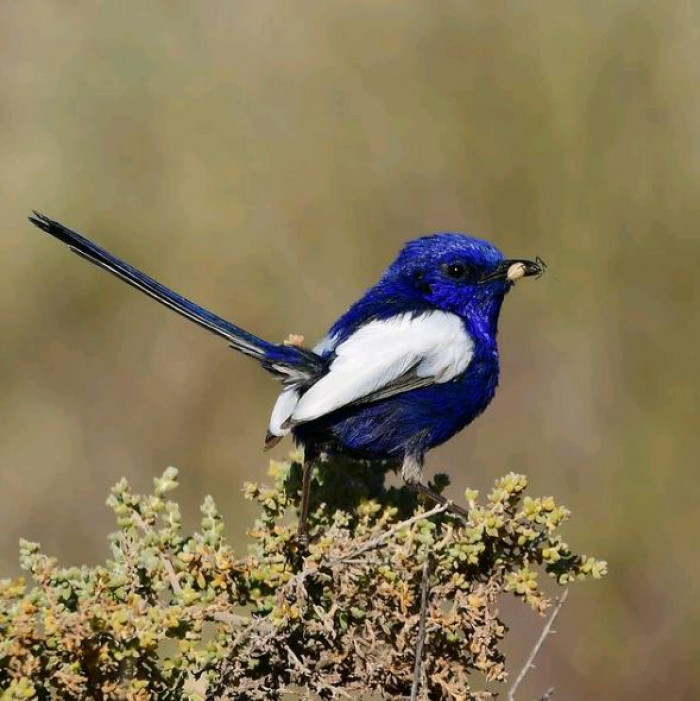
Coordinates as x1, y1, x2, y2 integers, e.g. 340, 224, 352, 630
382, 233, 544, 332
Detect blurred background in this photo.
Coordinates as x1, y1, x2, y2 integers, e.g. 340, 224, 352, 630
1, 1, 698, 698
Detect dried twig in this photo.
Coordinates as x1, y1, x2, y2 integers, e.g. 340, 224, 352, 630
210, 611, 251, 627
285, 644, 311, 678
131, 509, 183, 596
508, 589, 569, 701
410, 556, 431, 701
290, 502, 450, 588
326, 502, 450, 567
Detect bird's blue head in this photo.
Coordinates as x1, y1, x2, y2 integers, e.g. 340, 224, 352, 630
378, 232, 544, 336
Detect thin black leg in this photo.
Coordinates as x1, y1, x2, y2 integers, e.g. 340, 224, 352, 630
297, 457, 313, 548
297, 445, 320, 548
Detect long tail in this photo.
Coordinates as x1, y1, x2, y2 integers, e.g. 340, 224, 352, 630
28, 212, 324, 385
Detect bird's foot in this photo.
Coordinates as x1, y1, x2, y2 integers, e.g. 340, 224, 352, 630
409, 482, 469, 524
401, 453, 469, 523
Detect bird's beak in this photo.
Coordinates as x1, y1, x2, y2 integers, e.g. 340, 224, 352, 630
480, 257, 546, 284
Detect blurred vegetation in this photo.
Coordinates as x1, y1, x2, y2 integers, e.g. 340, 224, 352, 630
0, 2, 698, 699
0, 453, 605, 699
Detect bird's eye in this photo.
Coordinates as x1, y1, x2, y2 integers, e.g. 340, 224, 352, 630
442, 262, 470, 280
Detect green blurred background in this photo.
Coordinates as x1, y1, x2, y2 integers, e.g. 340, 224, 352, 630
1, 1, 698, 698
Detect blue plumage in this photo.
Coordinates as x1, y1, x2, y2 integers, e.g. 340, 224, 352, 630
28, 212, 544, 538
293, 233, 507, 458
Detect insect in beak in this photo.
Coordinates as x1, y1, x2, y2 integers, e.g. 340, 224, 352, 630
480, 256, 546, 284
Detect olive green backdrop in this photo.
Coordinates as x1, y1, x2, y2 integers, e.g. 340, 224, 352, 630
1, 2, 698, 698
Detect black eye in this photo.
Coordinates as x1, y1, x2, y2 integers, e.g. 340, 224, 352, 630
442, 262, 470, 280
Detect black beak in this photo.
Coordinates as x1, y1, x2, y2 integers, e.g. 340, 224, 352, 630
479, 256, 546, 284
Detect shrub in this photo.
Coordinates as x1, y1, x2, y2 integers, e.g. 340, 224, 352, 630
0, 452, 606, 699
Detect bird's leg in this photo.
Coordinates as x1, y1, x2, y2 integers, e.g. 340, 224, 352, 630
297, 447, 318, 549
298, 461, 312, 548
401, 453, 469, 522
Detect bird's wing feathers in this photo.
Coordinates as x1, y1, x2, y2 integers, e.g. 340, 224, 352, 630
276, 311, 474, 429
268, 386, 301, 435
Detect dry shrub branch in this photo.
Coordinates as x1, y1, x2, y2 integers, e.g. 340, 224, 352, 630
0, 452, 606, 699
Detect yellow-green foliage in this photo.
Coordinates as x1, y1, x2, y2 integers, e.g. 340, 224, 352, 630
0, 454, 606, 699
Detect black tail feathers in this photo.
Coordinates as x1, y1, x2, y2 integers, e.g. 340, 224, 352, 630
28, 212, 324, 385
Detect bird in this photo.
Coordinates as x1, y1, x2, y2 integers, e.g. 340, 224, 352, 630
28, 211, 544, 544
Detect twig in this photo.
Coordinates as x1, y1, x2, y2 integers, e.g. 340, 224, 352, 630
326, 502, 450, 567
289, 502, 450, 588
508, 589, 569, 701
229, 617, 275, 653
131, 509, 183, 596
410, 556, 431, 701
285, 644, 311, 678
210, 611, 251, 626
285, 644, 352, 699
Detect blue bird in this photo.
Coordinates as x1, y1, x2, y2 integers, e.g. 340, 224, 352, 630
28, 212, 544, 542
